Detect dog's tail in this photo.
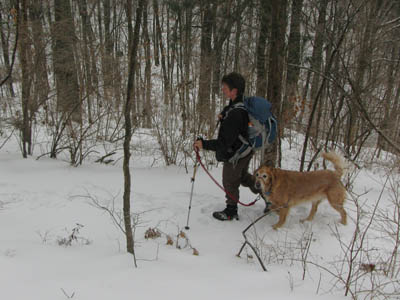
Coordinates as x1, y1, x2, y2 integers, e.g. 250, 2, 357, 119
322, 151, 347, 177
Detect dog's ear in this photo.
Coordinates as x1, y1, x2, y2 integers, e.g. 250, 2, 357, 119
266, 167, 275, 186
264, 159, 274, 168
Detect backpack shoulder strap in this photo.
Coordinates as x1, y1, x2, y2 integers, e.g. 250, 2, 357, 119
231, 102, 246, 111
224, 102, 246, 119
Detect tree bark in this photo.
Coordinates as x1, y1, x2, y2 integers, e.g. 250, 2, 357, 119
30, 0, 50, 112
123, 0, 146, 263
308, 0, 328, 141
18, 0, 31, 157
0, 6, 15, 97
53, 0, 81, 122
142, 1, 152, 128
153, 0, 170, 106
265, 0, 287, 166
284, 0, 303, 125
77, 0, 94, 123
197, 0, 213, 132
183, 3, 193, 136
346, 1, 380, 155
256, 0, 271, 98
233, 16, 242, 72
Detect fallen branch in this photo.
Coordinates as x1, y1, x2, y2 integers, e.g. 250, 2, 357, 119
237, 212, 270, 272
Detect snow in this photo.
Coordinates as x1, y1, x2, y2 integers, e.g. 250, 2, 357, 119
0, 135, 397, 300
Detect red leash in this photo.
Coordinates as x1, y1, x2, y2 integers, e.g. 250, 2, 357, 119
194, 149, 259, 207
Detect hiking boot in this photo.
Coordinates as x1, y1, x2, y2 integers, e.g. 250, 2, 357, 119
212, 205, 239, 221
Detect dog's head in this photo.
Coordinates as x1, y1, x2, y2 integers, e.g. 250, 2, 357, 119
254, 166, 274, 193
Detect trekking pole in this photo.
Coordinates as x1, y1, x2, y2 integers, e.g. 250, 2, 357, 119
184, 121, 219, 230
185, 148, 200, 230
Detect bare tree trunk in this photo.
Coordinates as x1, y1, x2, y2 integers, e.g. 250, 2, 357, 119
103, 0, 113, 99
210, 3, 219, 136
153, 0, 170, 106
53, 0, 81, 122
142, 2, 152, 128
308, 0, 328, 141
97, 0, 106, 101
126, 0, 138, 125
197, 0, 213, 133
256, 0, 270, 98
175, 4, 188, 136
183, 3, 193, 135
18, 0, 31, 157
233, 17, 242, 72
103, 0, 112, 56
346, 2, 379, 155
112, 3, 123, 109
387, 86, 400, 152
123, 0, 146, 263
209, 1, 244, 136
77, 0, 94, 123
0, 7, 15, 97
265, 0, 287, 166
284, 0, 303, 126
30, 0, 50, 112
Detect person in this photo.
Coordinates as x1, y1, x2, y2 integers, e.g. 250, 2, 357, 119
193, 72, 267, 221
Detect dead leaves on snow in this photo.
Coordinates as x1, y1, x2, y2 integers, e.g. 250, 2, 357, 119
144, 227, 199, 256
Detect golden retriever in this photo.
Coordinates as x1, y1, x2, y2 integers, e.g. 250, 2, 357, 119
254, 152, 347, 230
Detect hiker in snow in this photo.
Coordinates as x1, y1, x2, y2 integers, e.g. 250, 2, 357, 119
193, 72, 269, 221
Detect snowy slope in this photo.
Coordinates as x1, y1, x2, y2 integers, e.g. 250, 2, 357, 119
0, 136, 396, 300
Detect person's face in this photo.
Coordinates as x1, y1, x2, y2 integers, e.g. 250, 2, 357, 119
221, 83, 238, 100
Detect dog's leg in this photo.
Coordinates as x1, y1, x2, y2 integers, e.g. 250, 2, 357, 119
334, 203, 347, 225
300, 200, 321, 223
269, 202, 279, 212
327, 189, 347, 225
272, 207, 289, 230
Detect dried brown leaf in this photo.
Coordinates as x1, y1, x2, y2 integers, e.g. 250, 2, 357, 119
166, 235, 174, 245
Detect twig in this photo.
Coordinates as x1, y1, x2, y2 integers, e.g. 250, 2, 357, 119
0, 128, 15, 149
237, 212, 270, 271
302, 232, 313, 280
60, 288, 75, 299
95, 151, 116, 164
77, 191, 126, 234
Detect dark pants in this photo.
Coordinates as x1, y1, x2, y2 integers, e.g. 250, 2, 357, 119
222, 153, 259, 206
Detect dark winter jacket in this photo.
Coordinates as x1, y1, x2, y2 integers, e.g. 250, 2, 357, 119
202, 95, 249, 162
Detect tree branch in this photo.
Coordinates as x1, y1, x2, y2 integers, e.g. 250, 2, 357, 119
0, 2, 19, 88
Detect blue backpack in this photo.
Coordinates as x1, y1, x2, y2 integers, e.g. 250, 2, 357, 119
229, 96, 278, 164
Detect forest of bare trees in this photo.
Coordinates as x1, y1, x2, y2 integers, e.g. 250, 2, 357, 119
1, 2, 400, 294
0, 0, 399, 167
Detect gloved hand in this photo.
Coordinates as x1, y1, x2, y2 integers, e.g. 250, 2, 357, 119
193, 136, 204, 151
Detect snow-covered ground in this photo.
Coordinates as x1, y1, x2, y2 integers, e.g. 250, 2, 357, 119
0, 133, 398, 300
